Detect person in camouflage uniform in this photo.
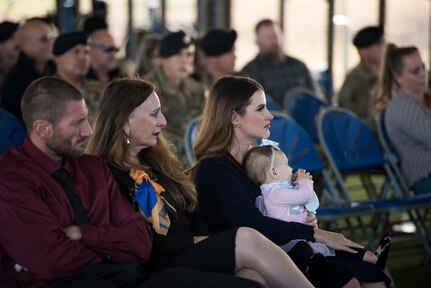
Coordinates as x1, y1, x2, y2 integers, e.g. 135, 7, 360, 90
198, 28, 237, 92
144, 30, 205, 163
52, 32, 105, 125
0, 21, 19, 95
337, 26, 385, 133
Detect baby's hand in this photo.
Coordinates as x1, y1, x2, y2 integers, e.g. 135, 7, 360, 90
295, 169, 312, 181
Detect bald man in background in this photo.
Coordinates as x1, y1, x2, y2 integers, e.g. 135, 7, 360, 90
1, 19, 55, 122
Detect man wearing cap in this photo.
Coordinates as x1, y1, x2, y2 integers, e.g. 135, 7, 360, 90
241, 19, 318, 107
1, 19, 55, 122
0, 21, 19, 92
337, 26, 385, 132
144, 30, 205, 162
199, 28, 237, 90
53, 32, 105, 124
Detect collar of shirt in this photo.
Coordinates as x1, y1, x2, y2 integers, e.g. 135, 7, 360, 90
260, 180, 297, 193
21, 136, 72, 175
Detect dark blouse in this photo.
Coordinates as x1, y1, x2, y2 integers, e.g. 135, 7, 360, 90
194, 152, 315, 245
108, 165, 210, 267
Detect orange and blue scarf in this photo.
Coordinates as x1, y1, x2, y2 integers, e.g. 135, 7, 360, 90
130, 169, 175, 235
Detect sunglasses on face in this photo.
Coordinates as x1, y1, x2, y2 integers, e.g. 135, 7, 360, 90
91, 43, 120, 53
37, 33, 56, 42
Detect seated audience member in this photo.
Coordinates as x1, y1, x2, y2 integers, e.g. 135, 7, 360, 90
198, 28, 237, 90
337, 26, 385, 132
0, 76, 265, 288
374, 44, 431, 194
87, 77, 315, 288
136, 34, 161, 76
0, 21, 19, 91
87, 28, 133, 83
144, 30, 205, 162
243, 143, 392, 269
1, 19, 55, 122
53, 32, 105, 124
241, 19, 317, 107
192, 76, 391, 288
0, 77, 151, 287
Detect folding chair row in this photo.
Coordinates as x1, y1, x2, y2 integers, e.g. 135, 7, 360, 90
317, 106, 431, 262
183, 104, 431, 261
263, 111, 375, 242
284, 87, 327, 143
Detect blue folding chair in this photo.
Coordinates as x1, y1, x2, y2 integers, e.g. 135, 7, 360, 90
263, 112, 375, 240
316, 107, 401, 202
265, 112, 323, 174
317, 107, 431, 258
0, 108, 26, 154
284, 88, 327, 142
266, 94, 283, 112
183, 117, 200, 165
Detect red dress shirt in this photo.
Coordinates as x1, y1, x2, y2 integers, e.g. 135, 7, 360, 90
0, 137, 152, 287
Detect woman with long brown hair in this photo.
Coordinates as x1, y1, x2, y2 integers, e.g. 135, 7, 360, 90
192, 76, 391, 288
87, 77, 314, 288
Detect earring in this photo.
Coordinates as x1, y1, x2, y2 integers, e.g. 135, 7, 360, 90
126, 135, 130, 146
236, 124, 241, 128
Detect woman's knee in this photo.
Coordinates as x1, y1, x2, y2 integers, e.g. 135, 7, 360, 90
235, 227, 266, 246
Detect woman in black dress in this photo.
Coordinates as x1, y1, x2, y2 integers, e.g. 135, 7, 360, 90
192, 76, 391, 288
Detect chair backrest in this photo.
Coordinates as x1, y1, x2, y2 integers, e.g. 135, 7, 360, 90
376, 110, 410, 192
0, 108, 26, 154
283, 88, 327, 142
184, 117, 200, 165
317, 107, 385, 172
264, 111, 324, 173
266, 94, 283, 112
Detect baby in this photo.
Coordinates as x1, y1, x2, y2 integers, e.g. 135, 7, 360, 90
243, 141, 390, 268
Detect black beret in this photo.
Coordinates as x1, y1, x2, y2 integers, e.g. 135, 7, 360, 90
83, 16, 108, 34
159, 30, 192, 58
201, 29, 237, 56
0, 21, 19, 43
353, 26, 384, 48
53, 32, 89, 56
